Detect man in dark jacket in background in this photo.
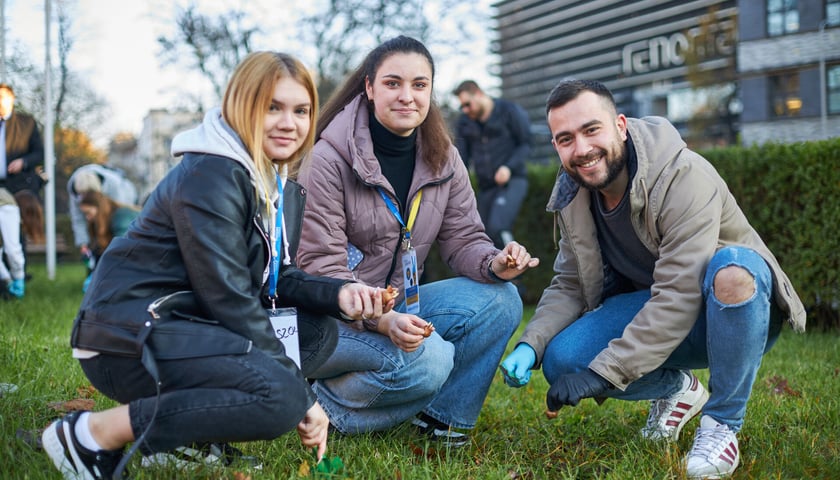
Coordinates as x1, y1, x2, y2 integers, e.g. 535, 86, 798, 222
453, 80, 531, 249
0, 83, 44, 199
0, 83, 44, 285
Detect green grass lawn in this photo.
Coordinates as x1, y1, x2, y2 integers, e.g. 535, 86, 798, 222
2, 263, 839, 479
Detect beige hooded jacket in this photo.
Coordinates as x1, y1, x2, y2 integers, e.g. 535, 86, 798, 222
518, 116, 806, 390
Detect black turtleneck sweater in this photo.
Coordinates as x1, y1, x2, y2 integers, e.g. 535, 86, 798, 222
369, 112, 416, 212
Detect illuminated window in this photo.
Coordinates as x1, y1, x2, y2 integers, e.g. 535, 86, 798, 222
767, 0, 799, 36
829, 0, 840, 27
769, 73, 800, 117
829, 65, 840, 114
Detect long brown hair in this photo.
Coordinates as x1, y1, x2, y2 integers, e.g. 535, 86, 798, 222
316, 35, 451, 173
14, 190, 44, 244
79, 191, 134, 253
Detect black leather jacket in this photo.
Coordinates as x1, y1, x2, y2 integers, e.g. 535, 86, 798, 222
71, 153, 347, 366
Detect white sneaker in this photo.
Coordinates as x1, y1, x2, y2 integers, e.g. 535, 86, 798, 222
684, 415, 740, 479
641, 371, 709, 442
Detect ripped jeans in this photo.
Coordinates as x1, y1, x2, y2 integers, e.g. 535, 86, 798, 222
542, 246, 783, 432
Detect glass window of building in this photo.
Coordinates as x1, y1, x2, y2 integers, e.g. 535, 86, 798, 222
828, 65, 840, 114
828, 0, 840, 27
767, 0, 799, 36
769, 73, 801, 116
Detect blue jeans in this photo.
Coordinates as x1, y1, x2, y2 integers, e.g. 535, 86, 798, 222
79, 310, 337, 454
542, 246, 783, 432
310, 277, 521, 433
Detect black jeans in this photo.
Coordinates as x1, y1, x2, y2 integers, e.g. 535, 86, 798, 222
476, 177, 528, 249
79, 310, 338, 454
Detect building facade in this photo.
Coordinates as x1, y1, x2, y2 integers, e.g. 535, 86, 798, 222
133, 109, 202, 200
737, 0, 840, 144
494, 0, 839, 158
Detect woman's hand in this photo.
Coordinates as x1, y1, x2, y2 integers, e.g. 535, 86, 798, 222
297, 402, 329, 462
337, 283, 395, 321
376, 310, 433, 352
489, 241, 540, 281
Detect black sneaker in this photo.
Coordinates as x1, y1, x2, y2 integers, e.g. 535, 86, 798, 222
411, 413, 470, 448
142, 442, 261, 469
42, 410, 126, 480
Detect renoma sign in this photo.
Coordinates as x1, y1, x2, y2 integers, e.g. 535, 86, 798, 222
621, 19, 735, 76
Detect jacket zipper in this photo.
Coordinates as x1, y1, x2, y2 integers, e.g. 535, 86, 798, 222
147, 290, 193, 320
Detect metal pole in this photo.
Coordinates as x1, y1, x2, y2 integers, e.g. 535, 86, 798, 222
819, 20, 827, 140
44, 0, 56, 279
1, 0, 6, 83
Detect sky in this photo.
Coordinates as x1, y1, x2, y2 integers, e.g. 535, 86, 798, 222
4, 0, 498, 147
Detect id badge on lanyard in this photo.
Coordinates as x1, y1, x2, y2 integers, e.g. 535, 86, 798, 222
401, 231, 420, 314
267, 169, 300, 367
268, 306, 300, 368
378, 188, 423, 314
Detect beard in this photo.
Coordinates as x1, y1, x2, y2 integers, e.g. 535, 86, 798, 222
566, 141, 627, 191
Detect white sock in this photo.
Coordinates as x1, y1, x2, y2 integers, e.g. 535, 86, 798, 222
74, 412, 105, 452
681, 371, 692, 389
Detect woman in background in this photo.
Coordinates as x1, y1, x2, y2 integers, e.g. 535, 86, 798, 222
78, 191, 139, 291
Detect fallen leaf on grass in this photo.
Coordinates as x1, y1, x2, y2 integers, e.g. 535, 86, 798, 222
298, 459, 311, 477
765, 375, 801, 397
76, 385, 97, 398
408, 442, 448, 461
232, 472, 252, 480
47, 398, 96, 412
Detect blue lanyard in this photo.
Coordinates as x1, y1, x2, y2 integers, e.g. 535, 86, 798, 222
377, 187, 423, 251
377, 188, 406, 228
268, 174, 284, 299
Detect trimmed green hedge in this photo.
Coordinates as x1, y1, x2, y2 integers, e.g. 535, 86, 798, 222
425, 137, 840, 330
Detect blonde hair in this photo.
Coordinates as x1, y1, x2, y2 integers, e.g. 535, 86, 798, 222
222, 52, 319, 210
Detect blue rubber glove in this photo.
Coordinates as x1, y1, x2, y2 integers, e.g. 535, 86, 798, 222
546, 369, 612, 411
500, 344, 536, 387
82, 274, 92, 293
8, 278, 25, 298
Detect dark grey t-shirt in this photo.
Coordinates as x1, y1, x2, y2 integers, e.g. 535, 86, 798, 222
592, 138, 657, 290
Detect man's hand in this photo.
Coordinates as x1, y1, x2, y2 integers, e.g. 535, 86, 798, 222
500, 343, 536, 387
546, 369, 612, 411
7, 158, 23, 174
494, 165, 511, 186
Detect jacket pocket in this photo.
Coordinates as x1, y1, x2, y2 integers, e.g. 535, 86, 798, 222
148, 320, 252, 359
72, 318, 143, 357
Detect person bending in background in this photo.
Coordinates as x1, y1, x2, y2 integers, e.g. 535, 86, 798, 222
78, 190, 140, 291
297, 36, 538, 447
42, 51, 392, 480
67, 163, 139, 261
500, 79, 805, 479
